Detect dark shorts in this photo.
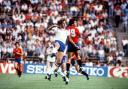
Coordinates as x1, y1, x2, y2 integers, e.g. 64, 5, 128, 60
15, 58, 22, 64
67, 42, 79, 52
55, 40, 65, 52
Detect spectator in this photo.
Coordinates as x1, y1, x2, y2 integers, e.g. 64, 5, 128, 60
3, 0, 11, 12
122, 14, 128, 32
116, 50, 124, 66
97, 47, 105, 63
114, 4, 122, 27
108, 0, 114, 17
27, 39, 35, 57
85, 59, 93, 66
122, 37, 128, 56
34, 39, 42, 57
0, 0, 123, 66
107, 53, 114, 65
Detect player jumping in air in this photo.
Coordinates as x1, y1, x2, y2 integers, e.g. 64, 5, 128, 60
47, 19, 69, 84
66, 18, 89, 80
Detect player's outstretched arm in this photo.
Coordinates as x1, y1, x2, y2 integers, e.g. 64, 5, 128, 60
47, 25, 59, 31
46, 25, 59, 35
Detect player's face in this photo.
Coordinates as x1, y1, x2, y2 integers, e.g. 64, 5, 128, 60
63, 21, 66, 27
48, 42, 51, 46
60, 21, 66, 28
15, 43, 19, 48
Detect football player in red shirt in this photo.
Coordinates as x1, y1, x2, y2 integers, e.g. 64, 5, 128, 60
67, 18, 89, 80
13, 42, 23, 78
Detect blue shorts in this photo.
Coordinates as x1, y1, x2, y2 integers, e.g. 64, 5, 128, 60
61, 56, 67, 63
15, 58, 22, 64
67, 42, 80, 52
55, 40, 65, 52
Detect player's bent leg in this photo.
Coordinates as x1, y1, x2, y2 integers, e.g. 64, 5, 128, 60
51, 42, 61, 77
53, 52, 63, 78
54, 52, 64, 72
54, 55, 67, 78
77, 59, 82, 68
61, 56, 69, 85
80, 70, 89, 80
61, 62, 67, 81
53, 41, 69, 84
74, 51, 81, 60
66, 52, 75, 78
75, 64, 80, 73
77, 60, 89, 80
53, 52, 64, 78
55, 53, 69, 84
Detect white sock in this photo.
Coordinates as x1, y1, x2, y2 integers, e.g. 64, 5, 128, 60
60, 72, 65, 77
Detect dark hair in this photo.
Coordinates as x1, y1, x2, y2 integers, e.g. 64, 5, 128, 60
57, 19, 65, 26
68, 17, 78, 26
15, 42, 20, 45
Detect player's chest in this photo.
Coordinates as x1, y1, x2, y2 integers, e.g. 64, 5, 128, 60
15, 48, 21, 53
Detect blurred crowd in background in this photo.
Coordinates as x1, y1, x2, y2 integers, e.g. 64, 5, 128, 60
0, 0, 128, 66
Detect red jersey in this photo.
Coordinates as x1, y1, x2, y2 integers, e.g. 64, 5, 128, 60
13, 47, 23, 59
68, 26, 80, 43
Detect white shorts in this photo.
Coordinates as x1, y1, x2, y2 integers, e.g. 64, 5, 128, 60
47, 56, 56, 63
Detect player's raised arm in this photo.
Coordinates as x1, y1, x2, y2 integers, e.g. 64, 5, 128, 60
47, 25, 59, 31
45, 25, 59, 35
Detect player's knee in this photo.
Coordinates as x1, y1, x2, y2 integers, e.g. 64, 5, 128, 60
79, 67, 82, 72
77, 60, 82, 66
14, 66, 17, 70
61, 67, 65, 73
62, 56, 67, 63
56, 63, 62, 67
14, 64, 18, 68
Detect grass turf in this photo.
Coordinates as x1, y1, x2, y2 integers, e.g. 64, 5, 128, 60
0, 74, 128, 89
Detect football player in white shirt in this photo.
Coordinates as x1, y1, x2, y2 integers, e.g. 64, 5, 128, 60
47, 19, 69, 84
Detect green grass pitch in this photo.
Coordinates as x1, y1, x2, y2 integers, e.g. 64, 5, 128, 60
0, 74, 128, 89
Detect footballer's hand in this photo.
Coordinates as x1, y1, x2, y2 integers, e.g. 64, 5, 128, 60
16, 52, 22, 56
75, 45, 80, 50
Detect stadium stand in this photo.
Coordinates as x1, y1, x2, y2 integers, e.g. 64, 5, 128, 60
0, 0, 128, 66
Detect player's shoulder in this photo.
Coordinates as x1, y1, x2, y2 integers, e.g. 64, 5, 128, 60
18, 47, 23, 51
68, 26, 78, 30
13, 47, 16, 51
68, 26, 74, 28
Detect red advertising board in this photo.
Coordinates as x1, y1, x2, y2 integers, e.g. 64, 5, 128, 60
108, 66, 128, 78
